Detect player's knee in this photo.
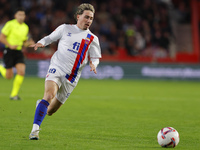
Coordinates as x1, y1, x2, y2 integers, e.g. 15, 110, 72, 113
47, 110, 54, 116
47, 112, 53, 116
47, 112, 51, 116
44, 93, 55, 102
47, 107, 57, 116
17, 72, 25, 76
5, 74, 13, 79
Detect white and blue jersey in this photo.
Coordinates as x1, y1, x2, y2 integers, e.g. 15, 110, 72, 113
38, 24, 101, 84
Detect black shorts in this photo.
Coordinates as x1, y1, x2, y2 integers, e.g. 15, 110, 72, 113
3, 48, 25, 69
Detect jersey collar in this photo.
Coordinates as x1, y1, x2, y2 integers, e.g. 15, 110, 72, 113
75, 24, 89, 32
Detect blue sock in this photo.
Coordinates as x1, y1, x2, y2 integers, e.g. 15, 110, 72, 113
33, 99, 49, 126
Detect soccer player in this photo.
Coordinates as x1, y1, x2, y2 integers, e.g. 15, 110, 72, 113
29, 3, 101, 140
0, 8, 34, 100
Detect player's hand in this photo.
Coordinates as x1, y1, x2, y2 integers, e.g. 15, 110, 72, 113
29, 43, 44, 50
24, 39, 35, 47
89, 61, 97, 74
9, 45, 18, 50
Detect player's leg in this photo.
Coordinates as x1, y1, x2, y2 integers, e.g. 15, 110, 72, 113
46, 78, 75, 116
0, 64, 6, 78
43, 80, 59, 102
5, 68, 14, 79
47, 97, 63, 116
10, 63, 25, 99
0, 67, 13, 79
1, 49, 14, 79
33, 80, 59, 126
29, 80, 59, 140
0, 65, 7, 78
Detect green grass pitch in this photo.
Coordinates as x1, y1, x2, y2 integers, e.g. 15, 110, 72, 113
0, 77, 200, 150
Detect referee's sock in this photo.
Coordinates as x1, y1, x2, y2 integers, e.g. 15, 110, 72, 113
10, 74, 24, 97
32, 99, 49, 131
0, 65, 6, 78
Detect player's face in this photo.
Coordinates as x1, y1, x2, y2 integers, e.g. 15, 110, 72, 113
77, 10, 94, 30
15, 11, 26, 24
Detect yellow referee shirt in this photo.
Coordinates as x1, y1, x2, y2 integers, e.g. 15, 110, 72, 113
1, 19, 29, 50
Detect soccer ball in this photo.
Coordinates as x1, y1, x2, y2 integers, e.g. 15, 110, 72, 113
157, 127, 180, 148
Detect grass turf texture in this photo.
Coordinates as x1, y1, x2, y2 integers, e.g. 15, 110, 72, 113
0, 77, 199, 150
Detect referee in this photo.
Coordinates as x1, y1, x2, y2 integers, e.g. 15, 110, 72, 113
0, 8, 34, 100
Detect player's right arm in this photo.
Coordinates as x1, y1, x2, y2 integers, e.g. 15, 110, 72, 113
29, 24, 65, 51
29, 42, 44, 50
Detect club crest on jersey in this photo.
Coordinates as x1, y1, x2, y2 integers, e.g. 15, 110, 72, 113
85, 37, 90, 44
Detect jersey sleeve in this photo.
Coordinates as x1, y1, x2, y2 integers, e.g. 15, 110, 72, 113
49, 24, 65, 41
89, 35, 102, 58
37, 24, 65, 46
1, 21, 11, 36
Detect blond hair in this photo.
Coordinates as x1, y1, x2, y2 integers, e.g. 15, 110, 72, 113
74, 3, 95, 21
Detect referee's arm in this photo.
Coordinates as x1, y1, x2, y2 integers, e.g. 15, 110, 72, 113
0, 33, 18, 50
23, 38, 35, 47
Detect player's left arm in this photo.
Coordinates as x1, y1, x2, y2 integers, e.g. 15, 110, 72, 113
89, 35, 101, 74
89, 58, 99, 74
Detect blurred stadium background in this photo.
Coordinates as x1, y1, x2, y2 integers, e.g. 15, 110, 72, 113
0, 0, 200, 80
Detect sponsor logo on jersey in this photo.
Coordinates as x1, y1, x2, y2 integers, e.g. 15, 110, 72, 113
67, 49, 80, 55
73, 42, 80, 50
67, 32, 72, 36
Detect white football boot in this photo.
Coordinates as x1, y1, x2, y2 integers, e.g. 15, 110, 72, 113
29, 130, 40, 140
